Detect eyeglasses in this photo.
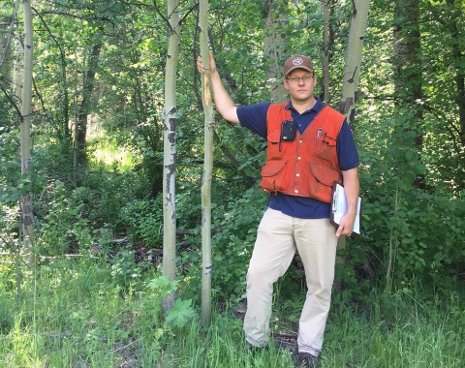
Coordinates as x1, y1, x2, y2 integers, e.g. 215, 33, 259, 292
286, 75, 314, 83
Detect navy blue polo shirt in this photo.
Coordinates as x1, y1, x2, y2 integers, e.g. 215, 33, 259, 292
237, 99, 359, 219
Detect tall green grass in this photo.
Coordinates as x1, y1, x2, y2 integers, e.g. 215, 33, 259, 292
0, 257, 463, 367
323, 293, 465, 368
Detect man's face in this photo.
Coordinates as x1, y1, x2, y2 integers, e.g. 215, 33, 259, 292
284, 69, 317, 103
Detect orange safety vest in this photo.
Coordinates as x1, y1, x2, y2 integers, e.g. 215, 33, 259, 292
259, 102, 345, 203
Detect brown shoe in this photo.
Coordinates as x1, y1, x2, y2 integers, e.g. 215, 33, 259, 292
296, 352, 319, 368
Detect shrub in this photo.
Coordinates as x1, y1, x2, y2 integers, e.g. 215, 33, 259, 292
119, 197, 163, 248
38, 180, 93, 255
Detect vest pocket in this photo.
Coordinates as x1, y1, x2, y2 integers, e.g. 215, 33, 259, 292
260, 159, 287, 192
309, 163, 340, 188
267, 130, 282, 159
313, 134, 337, 161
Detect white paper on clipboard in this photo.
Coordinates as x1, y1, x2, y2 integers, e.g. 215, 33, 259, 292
330, 183, 362, 236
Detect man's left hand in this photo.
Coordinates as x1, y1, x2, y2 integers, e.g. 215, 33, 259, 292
336, 213, 355, 237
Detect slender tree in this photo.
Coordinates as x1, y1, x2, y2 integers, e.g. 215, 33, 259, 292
199, 0, 214, 325
322, 0, 335, 103
5, 0, 24, 304
263, 0, 289, 103
339, 0, 371, 123
74, 41, 102, 179
162, 0, 181, 311
19, 0, 34, 267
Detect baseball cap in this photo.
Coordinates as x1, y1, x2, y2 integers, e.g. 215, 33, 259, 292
284, 55, 313, 76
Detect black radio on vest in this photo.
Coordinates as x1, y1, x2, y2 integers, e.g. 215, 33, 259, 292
281, 120, 297, 141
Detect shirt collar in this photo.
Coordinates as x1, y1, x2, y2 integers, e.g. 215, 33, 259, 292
285, 98, 325, 114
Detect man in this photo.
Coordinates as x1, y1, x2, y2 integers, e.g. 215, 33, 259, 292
196, 54, 359, 367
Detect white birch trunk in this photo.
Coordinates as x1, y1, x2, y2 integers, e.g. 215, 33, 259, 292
20, 0, 34, 267
162, 0, 180, 310
339, 0, 370, 122
199, 0, 214, 325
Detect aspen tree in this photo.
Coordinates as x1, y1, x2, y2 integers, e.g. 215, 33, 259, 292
339, 0, 370, 123
322, 0, 336, 103
6, 0, 23, 303
19, 0, 34, 267
199, 0, 214, 325
263, 0, 289, 103
162, 0, 180, 310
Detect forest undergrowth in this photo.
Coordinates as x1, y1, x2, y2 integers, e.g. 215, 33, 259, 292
0, 254, 463, 368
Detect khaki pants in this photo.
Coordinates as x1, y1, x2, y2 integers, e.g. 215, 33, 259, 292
244, 208, 338, 356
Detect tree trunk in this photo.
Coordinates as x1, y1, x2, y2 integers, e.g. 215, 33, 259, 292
19, 0, 34, 267
162, 0, 180, 311
199, 0, 214, 326
322, 0, 335, 103
58, 29, 70, 141
74, 42, 102, 179
339, 0, 371, 123
263, 0, 289, 103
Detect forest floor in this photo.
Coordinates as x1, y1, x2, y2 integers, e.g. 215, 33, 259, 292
0, 253, 464, 368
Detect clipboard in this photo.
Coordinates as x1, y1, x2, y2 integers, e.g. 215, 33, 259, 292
330, 183, 362, 236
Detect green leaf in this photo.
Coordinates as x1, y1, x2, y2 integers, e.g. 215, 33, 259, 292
165, 299, 196, 329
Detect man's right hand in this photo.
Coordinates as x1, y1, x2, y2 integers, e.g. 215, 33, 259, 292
196, 53, 217, 75
195, 52, 239, 124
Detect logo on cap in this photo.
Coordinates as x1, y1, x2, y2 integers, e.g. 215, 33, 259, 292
292, 57, 304, 66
